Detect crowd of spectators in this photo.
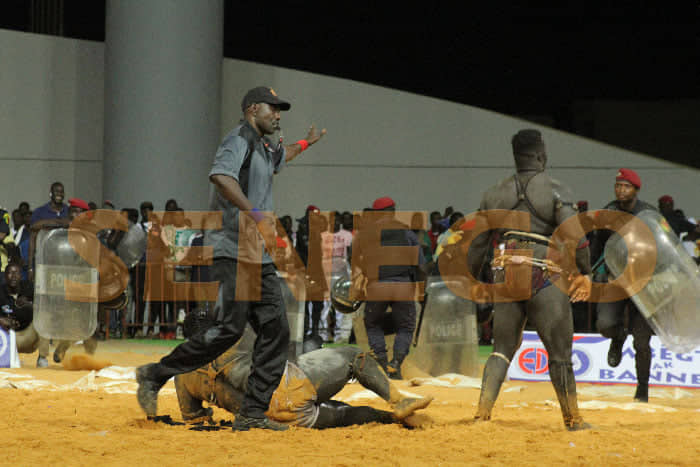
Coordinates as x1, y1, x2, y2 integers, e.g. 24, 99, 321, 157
0, 180, 698, 357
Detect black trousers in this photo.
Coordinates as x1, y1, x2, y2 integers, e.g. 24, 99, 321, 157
158, 258, 289, 418
596, 298, 653, 386
364, 300, 416, 364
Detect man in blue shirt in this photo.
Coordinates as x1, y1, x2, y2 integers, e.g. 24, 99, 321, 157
31, 182, 68, 224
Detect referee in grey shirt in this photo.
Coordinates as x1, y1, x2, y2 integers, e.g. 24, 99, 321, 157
136, 86, 326, 431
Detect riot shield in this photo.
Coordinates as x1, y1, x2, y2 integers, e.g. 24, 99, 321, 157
605, 209, 700, 353
34, 228, 99, 340
330, 273, 362, 314
115, 223, 147, 269
352, 276, 479, 377
278, 270, 306, 361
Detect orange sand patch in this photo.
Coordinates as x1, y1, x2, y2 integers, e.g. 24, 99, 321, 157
62, 354, 113, 371
2, 341, 699, 466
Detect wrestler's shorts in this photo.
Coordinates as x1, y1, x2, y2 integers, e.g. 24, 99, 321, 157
265, 361, 320, 428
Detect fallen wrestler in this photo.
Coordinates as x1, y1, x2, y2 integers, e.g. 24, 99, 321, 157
174, 313, 433, 430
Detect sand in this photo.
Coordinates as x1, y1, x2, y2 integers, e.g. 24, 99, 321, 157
3, 340, 699, 466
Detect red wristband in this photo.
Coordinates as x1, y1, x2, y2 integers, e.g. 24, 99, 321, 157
296, 139, 309, 151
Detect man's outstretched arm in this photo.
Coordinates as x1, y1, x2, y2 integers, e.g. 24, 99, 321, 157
283, 124, 326, 162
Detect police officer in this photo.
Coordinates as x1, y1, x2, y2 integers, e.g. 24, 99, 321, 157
593, 168, 656, 402
352, 196, 425, 379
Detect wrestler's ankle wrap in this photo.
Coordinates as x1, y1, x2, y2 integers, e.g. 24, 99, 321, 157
475, 353, 510, 420
548, 360, 584, 428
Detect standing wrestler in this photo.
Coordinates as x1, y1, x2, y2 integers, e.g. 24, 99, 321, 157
467, 130, 592, 430
592, 169, 656, 402
135, 86, 326, 431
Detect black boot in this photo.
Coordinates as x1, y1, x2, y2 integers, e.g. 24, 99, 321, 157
634, 384, 649, 402
475, 354, 509, 421
370, 351, 389, 373
386, 358, 403, 380
548, 360, 590, 431
634, 346, 651, 403
607, 336, 626, 367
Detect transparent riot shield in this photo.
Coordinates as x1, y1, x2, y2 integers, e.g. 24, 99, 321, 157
605, 209, 700, 353
278, 270, 306, 361
115, 223, 147, 269
352, 276, 479, 377
34, 228, 99, 340
329, 259, 355, 342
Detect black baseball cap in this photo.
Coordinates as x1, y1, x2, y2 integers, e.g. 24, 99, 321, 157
241, 86, 291, 112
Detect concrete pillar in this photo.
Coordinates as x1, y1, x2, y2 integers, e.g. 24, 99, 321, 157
104, 0, 223, 210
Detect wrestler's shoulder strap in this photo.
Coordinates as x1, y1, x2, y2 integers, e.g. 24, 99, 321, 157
512, 172, 558, 229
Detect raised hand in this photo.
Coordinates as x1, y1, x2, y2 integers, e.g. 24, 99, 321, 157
305, 124, 327, 146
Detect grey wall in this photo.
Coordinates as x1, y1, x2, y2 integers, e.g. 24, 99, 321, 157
0, 29, 103, 212
103, 0, 222, 211
1, 27, 697, 222
222, 59, 700, 221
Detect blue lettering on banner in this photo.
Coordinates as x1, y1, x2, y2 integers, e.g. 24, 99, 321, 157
676, 353, 692, 362
649, 371, 661, 383
660, 347, 673, 361
693, 374, 700, 385
664, 362, 673, 369
617, 370, 636, 381
667, 373, 686, 384
653, 363, 663, 370
600, 369, 614, 380
622, 348, 635, 359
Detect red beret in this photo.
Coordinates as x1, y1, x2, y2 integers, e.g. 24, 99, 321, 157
659, 195, 673, 204
615, 168, 641, 189
69, 198, 90, 211
372, 196, 395, 210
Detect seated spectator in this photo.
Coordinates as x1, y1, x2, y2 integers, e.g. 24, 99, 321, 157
0, 206, 20, 275
0, 263, 50, 367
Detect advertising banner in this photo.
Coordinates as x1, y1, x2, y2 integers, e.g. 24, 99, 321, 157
508, 332, 700, 388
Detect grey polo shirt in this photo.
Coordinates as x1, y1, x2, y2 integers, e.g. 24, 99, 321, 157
205, 121, 286, 263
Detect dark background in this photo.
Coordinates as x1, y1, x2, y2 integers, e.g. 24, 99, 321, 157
3, 1, 700, 167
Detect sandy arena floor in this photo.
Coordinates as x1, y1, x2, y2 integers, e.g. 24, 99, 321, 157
3, 340, 700, 466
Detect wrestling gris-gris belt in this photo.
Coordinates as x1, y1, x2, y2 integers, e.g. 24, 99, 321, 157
502, 230, 554, 247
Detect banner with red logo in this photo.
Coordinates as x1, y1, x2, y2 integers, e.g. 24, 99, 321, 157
507, 332, 700, 388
